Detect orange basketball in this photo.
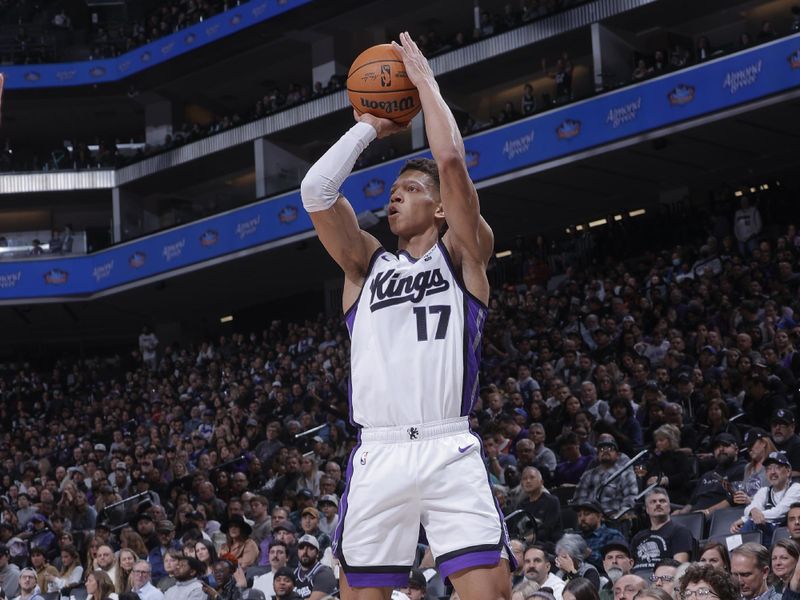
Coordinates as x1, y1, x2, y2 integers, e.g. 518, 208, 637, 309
347, 44, 421, 125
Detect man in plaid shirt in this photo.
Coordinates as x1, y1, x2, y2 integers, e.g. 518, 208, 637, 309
573, 501, 626, 570
571, 434, 637, 517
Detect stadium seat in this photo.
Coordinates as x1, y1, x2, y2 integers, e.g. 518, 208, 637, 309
706, 531, 762, 548
671, 512, 705, 541
708, 506, 744, 538
552, 486, 576, 505
773, 526, 790, 543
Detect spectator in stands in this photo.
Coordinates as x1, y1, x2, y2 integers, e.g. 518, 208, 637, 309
516, 467, 563, 544
219, 516, 259, 570
612, 574, 646, 600
555, 432, 592, 485
600, 541, 633, 599
735, 196, 763, 257
291, 534, 335, 598
757, 21, 778, 44
630, 488, 692, 571
28, 547, 56, 595
138, 327, 159, 371
270, 567, 300, 600
650, 558, 679, 596
694, 37, 713, 63
640, 424, 692, 504
521, 83, 537, 115
529, 423, 557, 479
678, 563, 739, 600
130, 560, 164, 600
15, 568, 43, 600
46, 545, 82, 595
542, 55, 573, 104
787, 503, 800, 545
85, 571, 115, 600
207, 559, 265, 600
770, 409, 800, 476
731, 543, 776, 600
770, 538, 800, 593
572, 435, 636, 517
164, 557, 206, 600
674, 432, 746, 519
522, 546, 565, 600
732, 451, 800, 546
553, 532, 600, 587
252, 541, 289, 599
699, 540, 730, 571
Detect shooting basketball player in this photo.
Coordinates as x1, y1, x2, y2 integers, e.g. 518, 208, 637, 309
300, 33, 512, 600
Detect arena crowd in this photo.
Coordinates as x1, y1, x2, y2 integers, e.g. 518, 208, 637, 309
0, 187, 799, 600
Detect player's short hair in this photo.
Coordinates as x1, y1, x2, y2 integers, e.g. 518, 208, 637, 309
399, 158, 440, 191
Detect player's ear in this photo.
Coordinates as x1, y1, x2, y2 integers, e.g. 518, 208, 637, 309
434, 199, 445, 219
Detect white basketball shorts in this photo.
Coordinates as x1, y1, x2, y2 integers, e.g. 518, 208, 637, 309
332, 416, 513, 588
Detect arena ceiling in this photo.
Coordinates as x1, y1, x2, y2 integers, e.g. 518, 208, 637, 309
0, 90, 799, 352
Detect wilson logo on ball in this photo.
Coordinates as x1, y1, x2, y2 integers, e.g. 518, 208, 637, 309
359, 96, 416, 113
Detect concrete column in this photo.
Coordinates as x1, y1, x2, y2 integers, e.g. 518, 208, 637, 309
593, 23, 635, 91
254, 138, 310, 198
311, 37, 345, 89
111, 187, 122, 243
137, 92, 174, 148
410, 111, 426, 150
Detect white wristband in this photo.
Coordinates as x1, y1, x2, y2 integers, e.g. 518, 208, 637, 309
300, 122, 377, 213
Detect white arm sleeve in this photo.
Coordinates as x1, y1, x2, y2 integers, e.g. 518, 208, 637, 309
300, 121, 377, 213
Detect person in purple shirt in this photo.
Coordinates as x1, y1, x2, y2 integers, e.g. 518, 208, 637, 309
555, 432, 593, 485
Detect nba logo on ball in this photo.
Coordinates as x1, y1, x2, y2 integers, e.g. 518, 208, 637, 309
347, 44, 421, 125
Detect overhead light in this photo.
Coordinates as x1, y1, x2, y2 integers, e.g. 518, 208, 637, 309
629, 209, 646, 217
760, 184, 769, 190
750, 187, 756, 193
575, 225, 584, 231
495, 250, 512, 258
589, 219, 607, 228
220, 315, 233, 323
565, 227, 572, 234
734, 190, 743, 197
614, 214, 623, 221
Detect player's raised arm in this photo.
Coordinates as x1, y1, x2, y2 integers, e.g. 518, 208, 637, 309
300, 112, 404, 281
392, 32, 493, 264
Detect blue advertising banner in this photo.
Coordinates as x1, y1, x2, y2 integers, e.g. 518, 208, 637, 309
1, 0, 312, 89
1, 34, 799, 301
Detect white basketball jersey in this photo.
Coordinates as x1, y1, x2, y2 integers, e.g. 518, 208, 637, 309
346, 240, 487, 428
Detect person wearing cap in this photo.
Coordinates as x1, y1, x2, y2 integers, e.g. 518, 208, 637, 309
0, 543, 21, 599
164, 556, 206, 600
149, 520, 179, 584
252, 542, 290, 600
571, 435, 636, 519
316, 495, 338, 538
292, 534, 336, 599
674, 432, 746, 519
744, 428, 777, 497
272, 522, 299, 569
298, 508, 330, 555
570, 501, 625, 572
732, 451, 800, 546
599, 541, 633, 600
771, 408, 800, 477
398, 568, 426, 600
271, 566, 301, 600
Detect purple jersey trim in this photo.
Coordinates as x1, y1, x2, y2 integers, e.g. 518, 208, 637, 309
469, 430, 518, 572
438, 549, 502, 579
331, 433, 361, 556
436, 238, 489, 310
343, 571, 409, 588
461, 295, 486, 416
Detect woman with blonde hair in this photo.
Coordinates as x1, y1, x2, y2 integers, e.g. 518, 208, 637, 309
114, 548, 138, 594
640, 424, 692, 504
119, 530, 148, 562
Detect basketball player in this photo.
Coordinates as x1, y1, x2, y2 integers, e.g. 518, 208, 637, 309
300, 32, 512, 600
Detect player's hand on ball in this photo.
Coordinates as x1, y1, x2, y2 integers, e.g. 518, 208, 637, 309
392, 31, 435, 87
353, 109, 407, 139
